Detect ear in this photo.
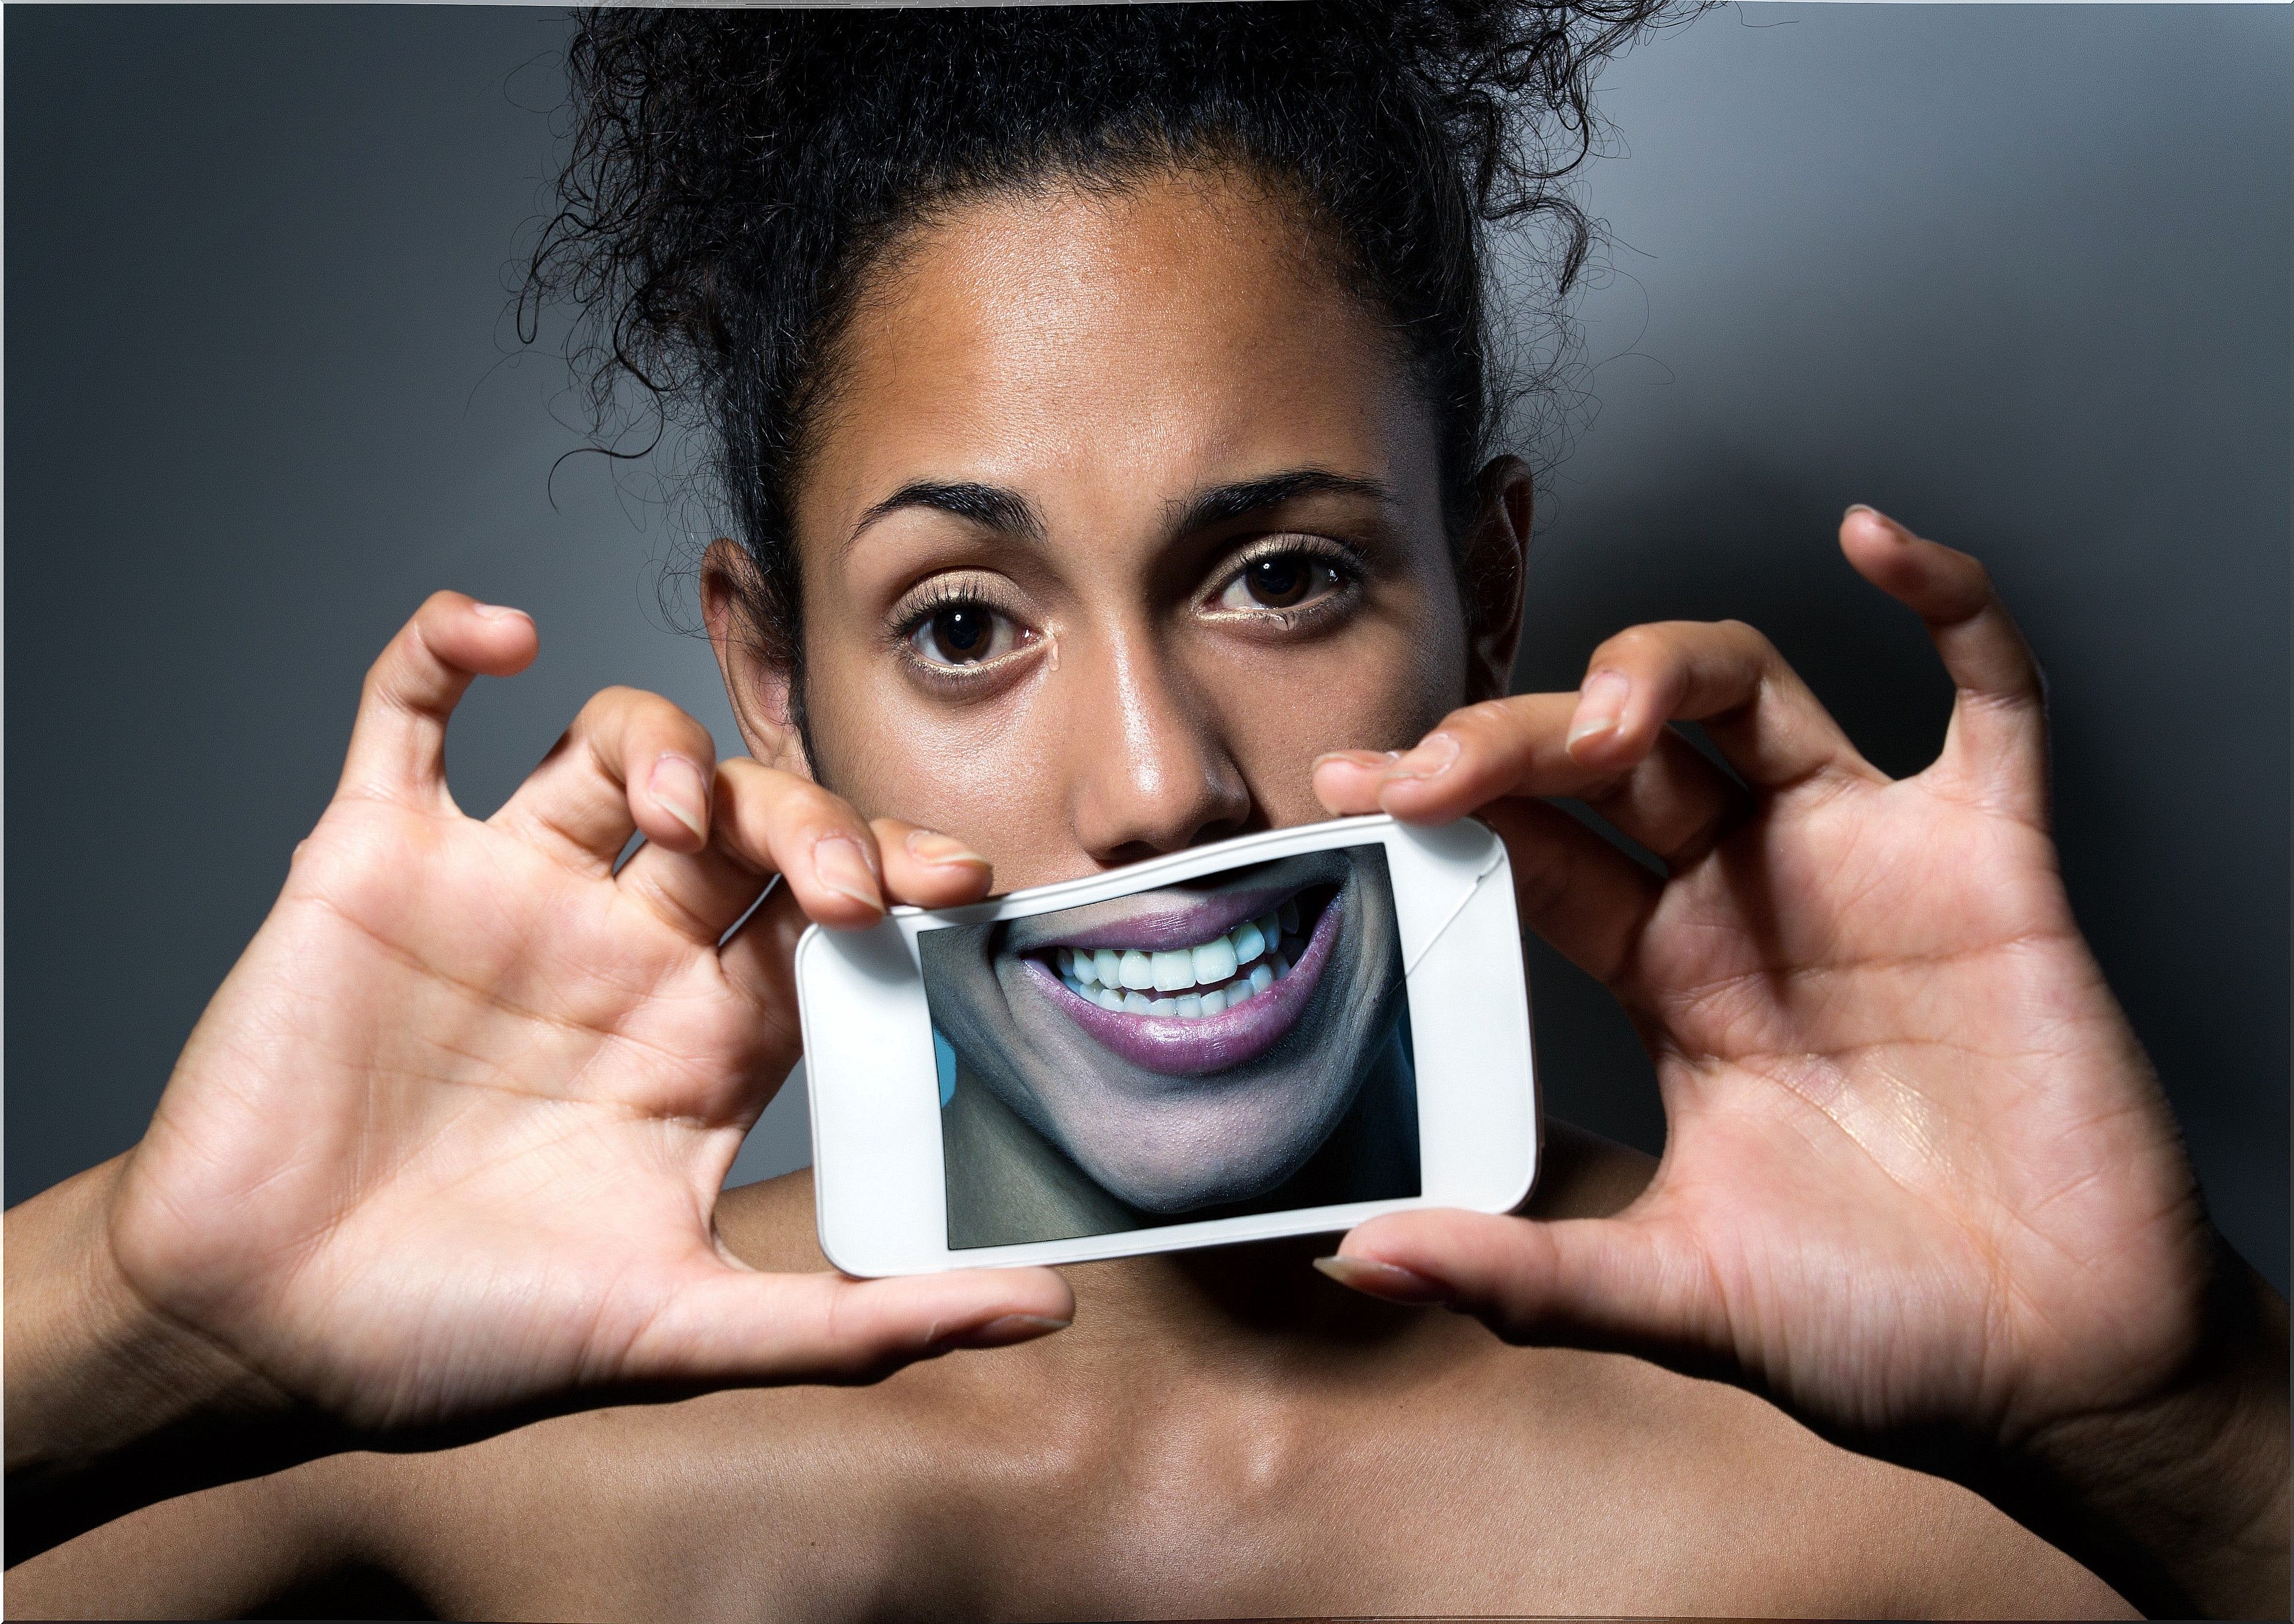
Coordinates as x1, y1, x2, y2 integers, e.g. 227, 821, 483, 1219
701, 538, 812, 779
1459, 456, 1532, 704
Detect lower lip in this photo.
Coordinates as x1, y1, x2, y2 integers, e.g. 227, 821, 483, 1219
1020, 892, 1342, 1078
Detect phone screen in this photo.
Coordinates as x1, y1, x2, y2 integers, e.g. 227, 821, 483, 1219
917, 841, 1419, 1249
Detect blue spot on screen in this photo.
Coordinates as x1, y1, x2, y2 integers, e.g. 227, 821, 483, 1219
934, 1027, 957, 1107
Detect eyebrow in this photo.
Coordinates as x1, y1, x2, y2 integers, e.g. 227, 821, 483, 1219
1167, 468, 1399, 534
844, 466, 1399, 555
847, 481, 1045, 553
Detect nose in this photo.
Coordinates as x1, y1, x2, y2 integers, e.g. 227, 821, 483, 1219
1066, 631, 1252, 867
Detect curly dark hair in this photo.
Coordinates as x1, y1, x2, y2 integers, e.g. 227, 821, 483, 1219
522, 1, 1682, 702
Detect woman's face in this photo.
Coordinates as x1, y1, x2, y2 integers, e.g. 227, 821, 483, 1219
728, 167, 1521, 887
711, 168, 1522, 1194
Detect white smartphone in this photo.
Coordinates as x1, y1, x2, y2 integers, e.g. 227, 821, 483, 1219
795, 813, 1537, 1276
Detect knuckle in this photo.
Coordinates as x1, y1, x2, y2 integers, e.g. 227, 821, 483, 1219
574, 684, 644, 724
1433, 699, 1509, 747
1598, 624, 1669, 667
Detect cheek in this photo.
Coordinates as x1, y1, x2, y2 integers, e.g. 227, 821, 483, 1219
799, 642, 1080, 872
1220, 602, 1468, 822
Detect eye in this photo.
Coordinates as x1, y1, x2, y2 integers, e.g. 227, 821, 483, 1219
908, 598, 1023, 668
1211, 548, 1348, 614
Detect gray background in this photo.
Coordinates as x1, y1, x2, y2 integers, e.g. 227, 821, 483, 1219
7, 5, 2286, 1291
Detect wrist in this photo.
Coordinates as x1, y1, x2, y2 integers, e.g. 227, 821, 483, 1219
2006, 1237, 2288, 1619
8, 1158, 271, 1475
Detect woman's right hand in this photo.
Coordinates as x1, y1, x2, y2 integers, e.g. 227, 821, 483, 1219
15, 592, 1071, 1484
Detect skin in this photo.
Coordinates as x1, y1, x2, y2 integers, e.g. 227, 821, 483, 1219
5, 168, 2282, 1620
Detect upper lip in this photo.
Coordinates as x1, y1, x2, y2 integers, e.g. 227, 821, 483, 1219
1004, 884, 1295, 954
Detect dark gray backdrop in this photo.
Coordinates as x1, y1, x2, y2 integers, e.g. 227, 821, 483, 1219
7, 5, 2286, 1292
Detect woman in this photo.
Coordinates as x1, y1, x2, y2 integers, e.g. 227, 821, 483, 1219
6, 6, 2283, 1617
927, 843, 1418, 1246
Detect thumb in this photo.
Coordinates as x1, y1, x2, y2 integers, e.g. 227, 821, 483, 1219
626, 1262, 1077, 1388
1317, 1207, 1729, 1373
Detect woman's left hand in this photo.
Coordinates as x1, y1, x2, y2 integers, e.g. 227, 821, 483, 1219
1312, 505, 2286, 1619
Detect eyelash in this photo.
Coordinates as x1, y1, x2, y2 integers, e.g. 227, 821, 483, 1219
889, 576, 1037, 686
1203, 535, 1365, 626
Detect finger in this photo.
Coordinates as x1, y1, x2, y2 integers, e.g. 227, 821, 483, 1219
1839, 505, 2049, 825
617, 799, 992, 947
1557, 618, 1885, 797
493, 688, 718, 871
702, 757, 888, 931
618, 757, 887, 940
337, 593, 537, 808
1317, 696, 1751, 873
873, 820, 996, 909
717, 877, 809, 1035
1578, 731, 1752, 872
1316, 1206, 1728, 1377
1478, 797, 1661, 987
628, 1262, 1076, 1388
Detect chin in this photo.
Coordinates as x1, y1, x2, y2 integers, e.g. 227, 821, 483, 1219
1032, 1067, 1362, 1213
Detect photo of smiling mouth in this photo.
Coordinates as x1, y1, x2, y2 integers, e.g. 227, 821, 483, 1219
1017, 883, 1341, 1078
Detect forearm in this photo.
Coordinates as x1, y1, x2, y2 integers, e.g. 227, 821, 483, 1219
1982, 1240, 2288, 1620
5, 1157, 326, 1564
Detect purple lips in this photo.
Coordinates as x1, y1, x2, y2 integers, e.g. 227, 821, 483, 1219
1019, 890, 1341, 1077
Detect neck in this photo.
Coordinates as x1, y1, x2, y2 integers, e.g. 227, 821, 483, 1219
1055, 1232, 1437, 1367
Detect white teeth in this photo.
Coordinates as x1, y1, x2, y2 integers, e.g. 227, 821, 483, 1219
1054, 895, 1316, 1020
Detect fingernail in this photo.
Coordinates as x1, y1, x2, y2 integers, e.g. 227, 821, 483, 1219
935, 1313, 1071, 1351
811, 835, 882, 909
471, 601, 529, 622
905, 828, 987, 868
1567, 670, 1631, 749
1312, 1255, 1455, 1305
1383, 732, 1459, 782
1844, 503, 1905, 537
1312, 749, 1400, 774
647, 754, 709, 842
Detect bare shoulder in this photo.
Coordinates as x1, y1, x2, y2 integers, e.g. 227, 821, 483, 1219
4, 1437, 431, 1620
712, 1165, 832, 1269
1447, 1124, 2131, 1618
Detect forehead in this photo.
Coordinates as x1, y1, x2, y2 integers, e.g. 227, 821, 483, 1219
798, 168, 1440, 537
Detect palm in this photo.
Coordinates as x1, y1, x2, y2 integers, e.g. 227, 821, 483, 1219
103, 595, 1068, 1437
124, 799, 780, 1428
1625, 772, 2206, 1443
